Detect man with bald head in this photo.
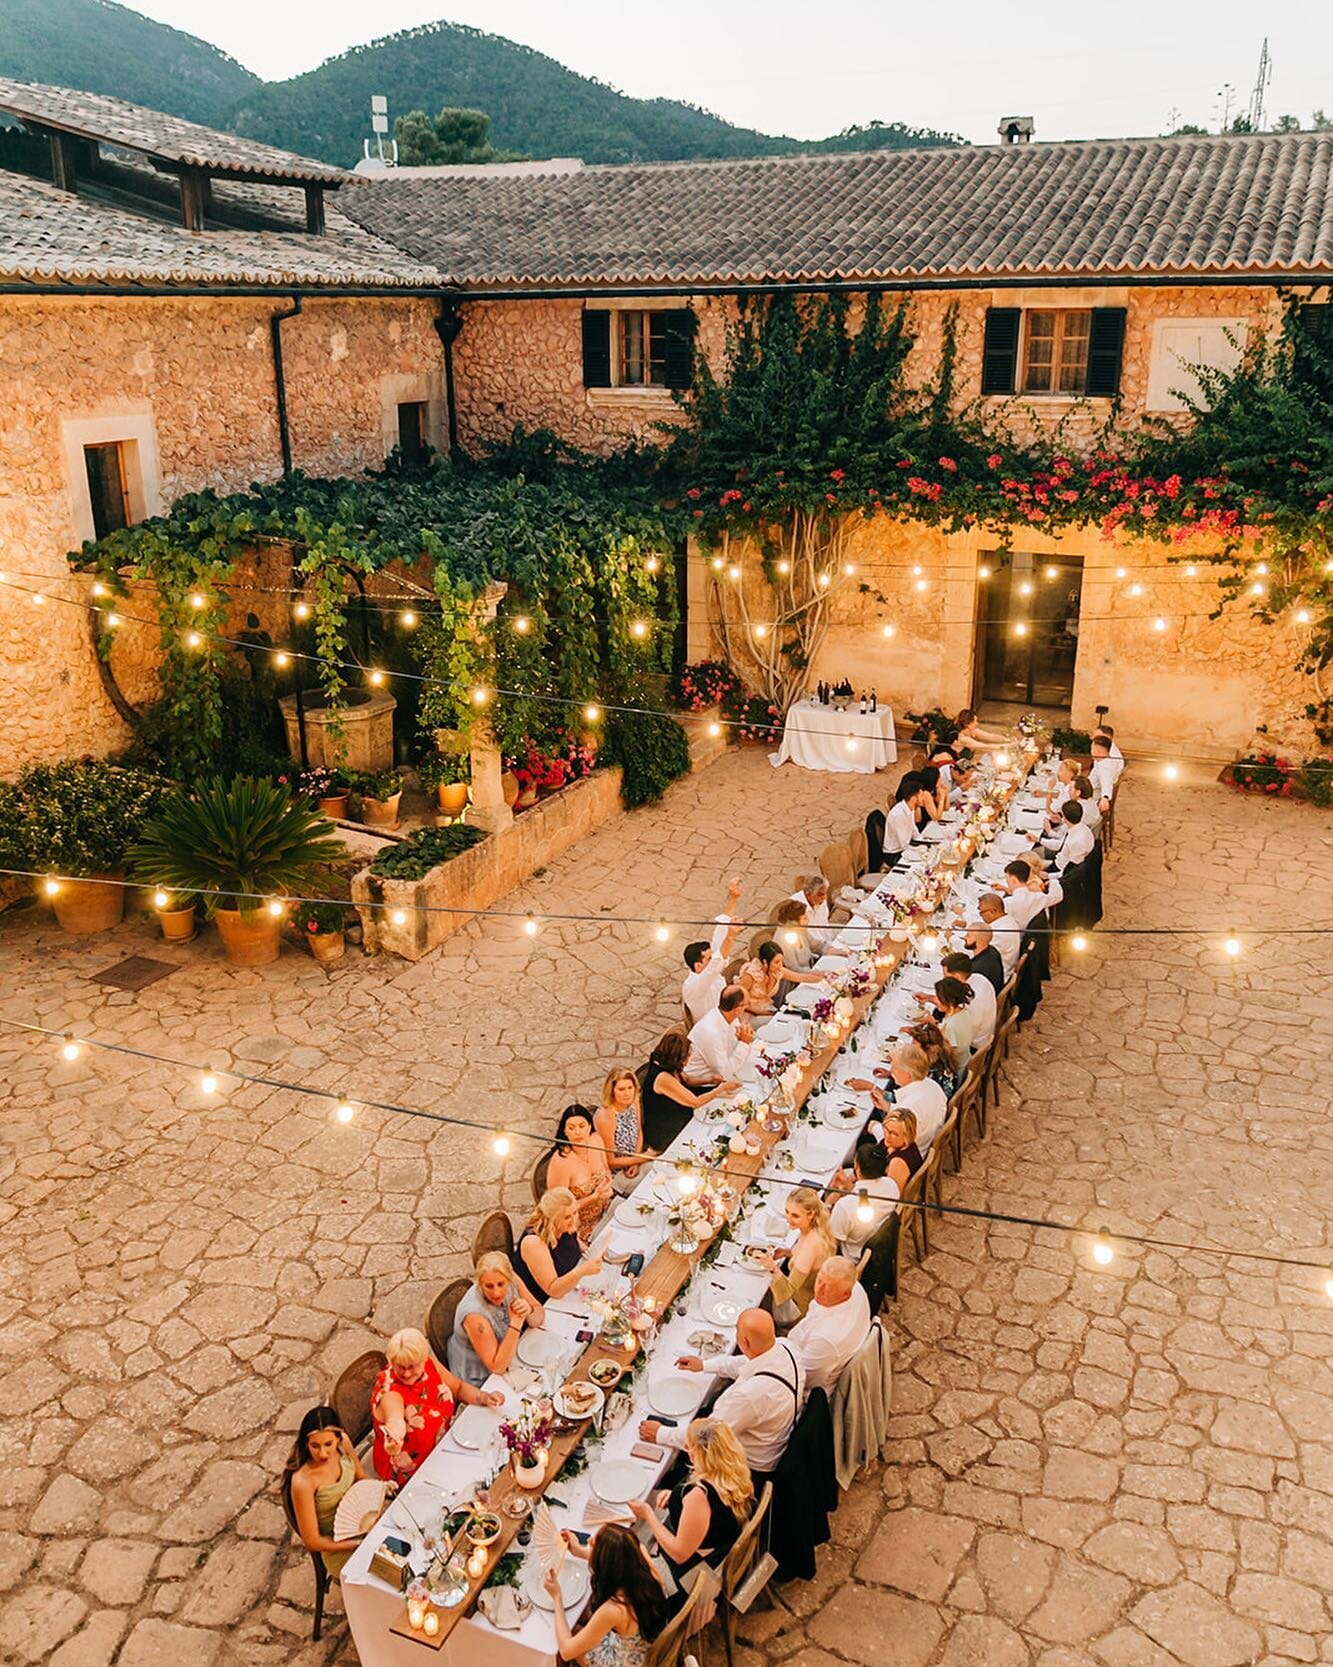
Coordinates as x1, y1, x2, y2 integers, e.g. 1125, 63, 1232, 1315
639, 1306, 803, 1475
788, 1256, 873, 1394
962, 920, 1005, 994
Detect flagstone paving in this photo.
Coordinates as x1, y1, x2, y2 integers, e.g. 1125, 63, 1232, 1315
0, 748, 1330, 1667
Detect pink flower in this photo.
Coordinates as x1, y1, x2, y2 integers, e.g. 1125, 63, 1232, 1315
938, 456, 957, 472
986, 454, 1002, 469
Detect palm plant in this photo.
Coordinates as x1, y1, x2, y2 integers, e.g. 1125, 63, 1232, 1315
127, 777, 345, 917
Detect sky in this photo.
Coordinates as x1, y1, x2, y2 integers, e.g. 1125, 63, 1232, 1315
137, 1, 1331, 145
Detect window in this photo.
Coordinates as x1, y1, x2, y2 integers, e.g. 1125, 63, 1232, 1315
397, 400, 428, 464
83, 442, 131, 540
617, 311, 669, 386
1022, 311, 1092, 394
581, 307, 695, 391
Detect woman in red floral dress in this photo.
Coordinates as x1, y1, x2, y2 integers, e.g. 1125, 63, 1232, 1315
369, 1328, 502, 1483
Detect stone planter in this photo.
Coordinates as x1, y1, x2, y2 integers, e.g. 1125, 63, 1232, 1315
214, 908, 282, 966
317, 793, 350, 819
360, 792, 402, 829
436, 782, 470, 817
307, 929, 346, 965
157, 903, 197, 942
52, 875, 124, 935
280, 688, 397, 773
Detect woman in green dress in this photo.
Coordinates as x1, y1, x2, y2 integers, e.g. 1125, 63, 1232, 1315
284, 1406, 366, 1577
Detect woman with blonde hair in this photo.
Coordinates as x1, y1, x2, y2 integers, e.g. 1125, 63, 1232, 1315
630, 1418, 753, 1587
369, 1328, 501, 1482
757, 1185, 836, 1322
595, 1067, 654, 1194
446, 1251, 544, 1388
516, 1187, 604, 1303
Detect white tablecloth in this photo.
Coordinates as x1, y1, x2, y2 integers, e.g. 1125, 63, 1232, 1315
770, 701, 897, 774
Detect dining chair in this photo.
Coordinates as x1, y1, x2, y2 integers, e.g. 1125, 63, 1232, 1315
846, 825, 869, 879
530, 1145, 556, 1204
280, 1469, 330, 1642
718, 1482, 775, 1667
645, 1564, 722, 1667
470, 1209, 515, 1265
748, 927, 773, 959
328, 1349, 387, 1452
819, 843, 856, 895
950, 1054, 986, 1151
424, 1276, 472, 1364
980, 1012, 1019, 1115
899, 1153, 931, 1261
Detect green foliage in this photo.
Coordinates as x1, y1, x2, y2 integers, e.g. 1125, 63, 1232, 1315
1300, 757, 1333, 806
417, 755, 470, 790
599, 706, 691, 809
369, 823, 488, 879
1228, 752, 1297, 795
393, 106, 524, 166
127, 777, 346, 915
0, 761, 170, 878
345, 770, 403, 802
1050, 725, 1093, 754
906, 708, 959, 749
288, 899, 349, 936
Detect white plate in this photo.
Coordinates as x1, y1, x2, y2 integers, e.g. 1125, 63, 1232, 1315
589, 1459, 651, 1505
651, 1374, 703, 1418
449, 1403, 503, 1451
822, 1099, 864, 1131
516, 1330, 566, 1369
614, 1198, 658, 1228
526, 1557, 591, 1612
794, 1131, 849, 1172
331, 1478, 387, 1541
702, 1291, 744, 1328
556, 1380, 605, 1420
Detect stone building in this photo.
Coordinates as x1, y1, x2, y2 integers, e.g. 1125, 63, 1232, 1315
2, 78, 1331, 768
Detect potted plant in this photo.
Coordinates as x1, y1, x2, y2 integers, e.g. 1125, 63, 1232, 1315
1, 761, 169, 934
348, 770, 404, 828
127, 777, 345, 966
418, 755, 470, 818
298, 766, 350, 820
290, 898, 348, 965
152, 887, 198, 942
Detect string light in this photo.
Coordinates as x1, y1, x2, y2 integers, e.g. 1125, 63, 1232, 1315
708, 721, 722, 738
273, 651, 290, 668
523, 914, 538, 937
1044, 565, 1058, 579
994, 750, 1011, 768
367, 669, 385, 687
1018, 581, 1033, 597
1070, 933, 1088, 952
493, 1129, 512, 1157
882, 623, 895, 638
1249, 581, 1266, 597
818, 572, 831, 588
1115, 566, 1128, 580
630, 620, 649, 639
1184, 564, 1197, 576
199, 1068, 218, 1095
844, 563, 857, 577
654, 921, 671, 943
61, 1034, 81, 1062
914, 578, 928, 593
470, 686, 490, 706
153, 890, 170, 909
776, 559, 791, 576
1153, 617, 1167, 633
391, 909, 408, 927
333, 1101, 356, 1124
978, 565, 992, 580
782, 928, 799, 947
185, 631, 202, 649
711, 556, 724, 572
1013, 622, 1029, 637
727, 565, 741, 581
583, 703, 602, 723
189, 593, 206, 610
676, 1161, 698, 1196
1224, 930, 1242, 958
1325, 1272, 1333, 1301
266, 898, 285, 918
1296, 609, 1311, 625
294, 601, 311, 621
753, 623, 769, 639
512, 615, 530, 635
845, 736, 858, 752
1092, 1228, 1115, 1266
105, 612, 121, 628
1255, 562, 1269, 576
912, 565, 923, 577
918, 931, 939, 956
1128, 582, 1144, 597
42, 877, 60, 897
399, 610, 417, 628
1163, 763, 1179, 781
644, 556, 660, 575
32, 592, 46, 606
91, 581, 107, 598
855, 1189, 874, 1224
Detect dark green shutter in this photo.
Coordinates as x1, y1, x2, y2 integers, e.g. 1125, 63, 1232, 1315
980, 308, 1020, 394
1087, 307, 1127, 397
1294, 303, 1333, 395
663, 309, 697, 390
581, 309, 611, 388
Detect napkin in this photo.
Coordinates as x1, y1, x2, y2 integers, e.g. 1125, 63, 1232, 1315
478, 1586, 533, 1630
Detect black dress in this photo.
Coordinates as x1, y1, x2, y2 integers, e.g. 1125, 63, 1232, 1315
663, 1479, 743, 1588
642, 1067, 694, 1151
515, 1227, 581, 1303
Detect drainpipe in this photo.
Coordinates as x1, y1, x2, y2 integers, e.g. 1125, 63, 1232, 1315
270, 295, 303, 475
433, 299, 464, 456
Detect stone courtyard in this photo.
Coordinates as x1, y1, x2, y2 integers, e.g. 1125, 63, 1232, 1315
0, 746, 1330, 1667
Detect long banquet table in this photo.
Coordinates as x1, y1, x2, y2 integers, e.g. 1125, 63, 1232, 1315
342, 740, 1055, 1666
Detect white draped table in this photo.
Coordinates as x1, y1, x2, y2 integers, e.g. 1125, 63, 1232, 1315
770, 700, 897, 774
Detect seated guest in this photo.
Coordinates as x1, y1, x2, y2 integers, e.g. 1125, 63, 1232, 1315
1002, 857, 1063, 925
596, 1068, 653, 1193
756, 1185, 836, 1323
644, 1309, 803, 1477
681, 878, 745, 1025
1042, 757, 1079, 822
516, 1188, 604, 1303
924, 754, 954, 817
916, 764, 948, 826
880, 1112, 926, 1191
284, 1406, 366, 1577
370, 1328, 502, 1481
864, 775, 924, 881
447, 1252, 544, 1388
789, 875, 840, 955
867, 1041, 947, 1151
974, 894, 1021, 981
773, 899, 847, 970
788, 1256, 873, 1395
685, 985, 759, 1086
901, 1018, 958, 1097
940, 949, 996, 1049
740, 940, 825, 1013
828, 1143, 899, 1256
642, 1031, 737, 1149
1093, 723, 1126, 775
948, 759, 978, 806
629, 1419, 752, 1588
1089, 735, 1120, 816
1072, 774, 1103, 837
931, 975, 975, 1073
1038, 799, 1096, 871
546, 1522, 667, 1665
548, 1103, 614, 1234
953, 708, 1011, 754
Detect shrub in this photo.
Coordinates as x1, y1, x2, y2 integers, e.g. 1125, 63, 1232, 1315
669, 660, 746, 716
1050, 725, 1092, 754
600, 707, 691, 809
0, 761, 171, 877
418, 755, 470, 791
346, 770, 403, 802
1229, 753, 1296, 795
369, 823, 488, 879
289, 899, 349, 936
297, 766, 347, 799
738, 696, 782, 744
1299, 757, 1333, 807
906, 707, 958, 749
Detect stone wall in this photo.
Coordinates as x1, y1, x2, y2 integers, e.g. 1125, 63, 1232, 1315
0, 294, 443, 773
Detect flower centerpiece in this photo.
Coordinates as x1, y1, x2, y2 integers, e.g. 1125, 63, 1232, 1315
499, 1401, 555, 1488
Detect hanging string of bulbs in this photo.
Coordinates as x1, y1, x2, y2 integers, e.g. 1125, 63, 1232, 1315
3, 1015, 1328, 1294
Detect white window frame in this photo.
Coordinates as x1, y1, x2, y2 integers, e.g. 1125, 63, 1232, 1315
1145, 318, 1248, 413
61, 410, 162, 547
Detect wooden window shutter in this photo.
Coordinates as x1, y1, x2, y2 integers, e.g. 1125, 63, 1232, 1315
581, 309, 612, 388
663, 309, 697, 390
980, 308, 1021, 394
1087, 307, 1127, 397
1295, 303, 1333, 393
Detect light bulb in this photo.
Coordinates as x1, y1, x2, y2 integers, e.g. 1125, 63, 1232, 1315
1223, 931, 1241, 958
1070, 933, 1088, 952
1115, 566, 1128, 580
1153, 618, 1167, 633
273, 651, 290, 668
728, 565, 741, 581
882, 623, 895, 638
189, 592, 205, 610
1128, 583, 1144, 597
654, 922, 670, 943
1249, 582, 1265, 597
753, 623, 769, 639
645, 556, 660, 575
1325, 561, 1333, 576
1013, 621, 1028, 637
914, 578, 928, 593
523, 914, 538, 937
630, 620, 648, 639
1163, 763, 1179, 781
918, 932, 939, 957
782, 929, 799, 947
185, 631, 202, 649
200, 1070, 218, 1095
1045, 565, 1058, 579
43, 877, 61, 897
912, 565, 923, 577
776, 559, 791, 576
294, 601, 311, 620
583, 703, 602, 724
368, 669, 385, 687
711, 556, 724, 571
844, 563, 856, 576
493, 1130, 512, 1157
845, 736, 858, 752
61, 1035, 81, 1062
855, 1188, 874, 1224
391, 909, 408, 927
677, 1162, 698, 1196
1018, 581, 1033, 597
818, 572, 831, 588
1184, 564, 1197, 577
512, 615, 530, 635
32, 592, 46, 606
1092, 1229, 1114, 1266
1324, 1272, 1333, 1301
105, 612, 121, 627
91, 581, 107, 598
153, 889, 170, 909
708, 721, 721, 738
978, 565, 992, 580
1296, 609, 1311, 625
470, 686, 489, 706
267, 898, 284, 918
994, 751, 1011, 769
1255, 562, 1268, 576
333, 1101, 356, 1125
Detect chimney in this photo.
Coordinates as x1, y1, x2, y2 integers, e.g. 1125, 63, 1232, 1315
998, 116, 1035, 144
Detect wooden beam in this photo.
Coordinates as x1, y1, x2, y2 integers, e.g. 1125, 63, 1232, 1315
304, 186, 326, 235
48, 132, 78, 193
179, 168, 212, 232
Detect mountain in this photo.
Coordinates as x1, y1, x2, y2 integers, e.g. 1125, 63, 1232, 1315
0, 0, 259, 127
226, 21, 962, 166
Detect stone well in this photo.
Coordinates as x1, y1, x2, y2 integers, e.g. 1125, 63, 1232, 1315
279, 688, 396, 772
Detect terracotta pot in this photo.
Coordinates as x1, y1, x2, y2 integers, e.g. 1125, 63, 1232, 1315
317, 793, 349, 819
436, 781, 470, 816
514, 786, 538, 810
157, 904, 197, 942
51, 875, 124, 935
361, 792, 401, 828
307, 929, 345, 965
214, 907, 282, 966
501, 770, 519, 808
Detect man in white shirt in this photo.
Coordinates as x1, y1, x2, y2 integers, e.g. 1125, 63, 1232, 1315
1072, 776, 1103, 837
1089, 737, 1121, 814
943, 951, 996, 1048
869, 1041, 947, 1150
976, 893, 1021, 980
882, 792, 920, 859
1039, 801, 1095, 871
1094, 724, 1126, 773
828, 1144, 899, 1256
1000, 860, 1049, 929
788, 1258, 873, 1396
640, 1309, 802, 1475
685, 986, 759, 1085
681, 878, 744, 1025
789, 877, 838, 956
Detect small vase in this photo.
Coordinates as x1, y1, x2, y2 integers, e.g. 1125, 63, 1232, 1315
157, 903, 196, 942
317, 792, 349, 819
307, 929, 345, 965
361, 792, 402, 829
514, 1451, 548, 1489
436, 782, 469, 817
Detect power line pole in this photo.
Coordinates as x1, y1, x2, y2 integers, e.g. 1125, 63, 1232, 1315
1247, 37, 1272, 131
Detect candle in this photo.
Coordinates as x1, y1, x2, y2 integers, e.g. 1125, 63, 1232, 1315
467, 1546, 487, 1579
407, 1599, 425, 1629
422, 1609, 440, 1638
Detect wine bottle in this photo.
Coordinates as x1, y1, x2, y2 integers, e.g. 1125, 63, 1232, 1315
871, 688, 878, 712
859, 691, 868, 715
